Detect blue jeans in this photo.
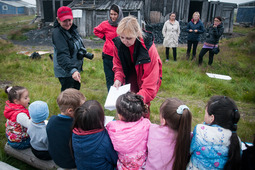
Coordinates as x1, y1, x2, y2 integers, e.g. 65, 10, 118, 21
8, 138, 30, 150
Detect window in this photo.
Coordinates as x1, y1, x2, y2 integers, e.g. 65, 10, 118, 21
2, 5, 8, 10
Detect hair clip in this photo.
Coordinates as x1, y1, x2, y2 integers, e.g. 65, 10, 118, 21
176, 105, 189, 115
7, 86, 12, 93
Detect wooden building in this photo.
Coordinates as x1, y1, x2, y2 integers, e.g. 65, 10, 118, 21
0, 0, 35, 15
236, 1, 255, 26
37, 0, 237, 36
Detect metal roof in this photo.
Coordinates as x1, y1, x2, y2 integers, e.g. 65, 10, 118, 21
72, 0, 143, 10
0, 0, 35, 8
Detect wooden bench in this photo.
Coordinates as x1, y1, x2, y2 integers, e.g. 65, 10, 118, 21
0, 161, 19, 170
4, 143, 59, 170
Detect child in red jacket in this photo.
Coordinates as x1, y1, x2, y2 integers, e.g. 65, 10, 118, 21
4, 86, 31, 149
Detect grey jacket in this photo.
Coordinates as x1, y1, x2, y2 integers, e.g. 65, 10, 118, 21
52, 20, 83, 78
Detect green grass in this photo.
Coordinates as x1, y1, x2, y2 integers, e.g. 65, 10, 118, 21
0, 16, 254, 169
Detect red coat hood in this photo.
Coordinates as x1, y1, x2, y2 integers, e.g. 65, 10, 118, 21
4, 100, 30, 122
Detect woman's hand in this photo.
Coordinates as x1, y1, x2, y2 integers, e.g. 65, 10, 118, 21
72, 71, 81, 83
113, 80, 121, 89
189, 29, 193, 32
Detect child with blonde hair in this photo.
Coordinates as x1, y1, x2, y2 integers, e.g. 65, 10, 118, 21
106, 92, 150, 169
4, 86, 31, 149
146, 98, 192, 170
46, 88, 86, 169
187, 96, 241, 169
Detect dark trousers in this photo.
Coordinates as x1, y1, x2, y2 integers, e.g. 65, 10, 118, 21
103, 54, 114, 92
198, 48, 215, 65
187, 40, 199, 56
166, 47, 177, 61
31, 147, 52, 160
59, 77, 81, 92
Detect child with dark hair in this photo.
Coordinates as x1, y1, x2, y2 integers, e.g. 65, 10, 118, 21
187, 96, 241, 170
146, 98, 192, 170
46, 88, 86, 169
106, 92, 150, 169
4, 86, 31, 149
72, 100, 118, 169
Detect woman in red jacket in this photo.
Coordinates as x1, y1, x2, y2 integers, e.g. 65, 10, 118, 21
113, 16, 162, 118
94, 4, 123, 91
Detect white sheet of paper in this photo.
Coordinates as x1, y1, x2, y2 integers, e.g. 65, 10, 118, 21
104, 116, 114, 126
104, 84, 130, 111
206, 73, 232, 80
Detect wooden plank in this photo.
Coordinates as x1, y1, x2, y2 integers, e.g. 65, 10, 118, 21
0, 161, 19, 170
4, 143, 58, 170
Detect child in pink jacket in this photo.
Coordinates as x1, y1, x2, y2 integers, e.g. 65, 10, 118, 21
106, 92, 150, 169
146, 98, 192, 170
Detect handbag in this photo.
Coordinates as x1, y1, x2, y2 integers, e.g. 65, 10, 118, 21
212, 45, 220, 54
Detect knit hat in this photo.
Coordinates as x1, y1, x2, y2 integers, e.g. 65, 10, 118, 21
29, 101, 49, 123
57, 6, 73, 22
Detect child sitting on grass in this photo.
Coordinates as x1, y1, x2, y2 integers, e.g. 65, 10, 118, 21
146, 98, 192, 170
4, 86, 31, 149
187, 96, 241, 169
106, 92, 150, 169
72, 100, 118, 169
46, 88, 86, 169
27, 101, 51, 160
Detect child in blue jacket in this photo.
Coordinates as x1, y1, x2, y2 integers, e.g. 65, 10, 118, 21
72, 100, 117, 170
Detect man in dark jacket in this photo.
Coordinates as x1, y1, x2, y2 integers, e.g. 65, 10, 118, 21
52, 6, 84, 91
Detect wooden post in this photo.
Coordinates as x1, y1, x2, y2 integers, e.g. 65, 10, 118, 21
4, 143, 58, 170
53, 0, 56, 21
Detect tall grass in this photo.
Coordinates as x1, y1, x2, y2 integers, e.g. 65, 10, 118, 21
0, 19, 254, 169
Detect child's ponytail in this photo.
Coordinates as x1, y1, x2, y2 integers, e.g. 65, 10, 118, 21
5, 86, 27, 103
160, 99, 192, 170
173, 108, 192, 170
207, 96, 241, 170
224, 109, 241, 170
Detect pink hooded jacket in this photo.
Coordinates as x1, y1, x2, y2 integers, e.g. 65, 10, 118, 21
106, 117, 151, 170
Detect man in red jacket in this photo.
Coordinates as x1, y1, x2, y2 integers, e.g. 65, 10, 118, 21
113, 16, 162, 118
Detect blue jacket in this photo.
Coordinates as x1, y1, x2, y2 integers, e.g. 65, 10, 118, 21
186, 19, 205, 41
52, 20, 83, 78
72, 129, 118, 170
187, 124, 233, 169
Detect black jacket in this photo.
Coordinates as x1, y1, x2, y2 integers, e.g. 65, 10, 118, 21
52, 20, 83, 77
205, 23, 224, 45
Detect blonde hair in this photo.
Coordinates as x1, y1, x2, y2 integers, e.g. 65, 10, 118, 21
57, 88, 86, 113
117, 15, 143, 38
193, 12, 200, 18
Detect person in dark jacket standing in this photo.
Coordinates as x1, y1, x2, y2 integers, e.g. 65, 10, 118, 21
94, 4, 123, 91
186, 12, 204, 61
52, 6, 84, 91
198, 16, 224, 66
112, 16, 162, 119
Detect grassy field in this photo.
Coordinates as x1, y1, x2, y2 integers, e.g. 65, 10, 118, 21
0, 15, 254, 169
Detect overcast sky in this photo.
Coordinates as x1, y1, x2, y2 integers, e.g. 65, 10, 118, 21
22, 0, 253, 5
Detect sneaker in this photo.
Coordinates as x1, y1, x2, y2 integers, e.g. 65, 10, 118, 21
166, 59, 169, 62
